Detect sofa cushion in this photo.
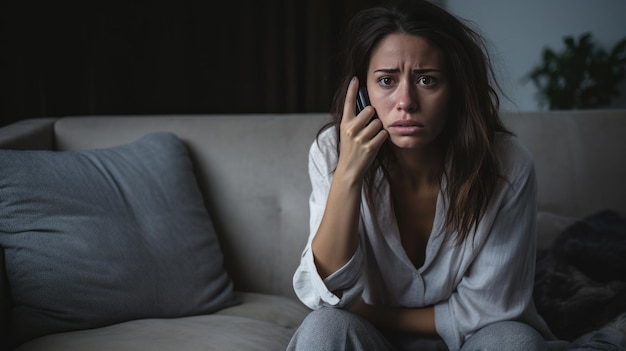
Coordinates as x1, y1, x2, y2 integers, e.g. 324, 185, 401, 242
0, 132, 237, 344
12, 292, 311, 351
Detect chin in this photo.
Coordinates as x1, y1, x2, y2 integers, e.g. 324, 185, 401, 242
389, 136, 431, 150
390, 142, 428, 151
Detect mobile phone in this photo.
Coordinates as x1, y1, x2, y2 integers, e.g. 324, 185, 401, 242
356, 87, 370, 113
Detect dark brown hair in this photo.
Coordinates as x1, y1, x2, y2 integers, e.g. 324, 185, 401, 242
322, 0, 512, 243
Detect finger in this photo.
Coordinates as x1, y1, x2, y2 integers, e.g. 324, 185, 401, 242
342, 76, 359, 123
360, 117, 385, 141
370, 128, 389, 149
361, 127, 388, 157
357, 106, 377, 125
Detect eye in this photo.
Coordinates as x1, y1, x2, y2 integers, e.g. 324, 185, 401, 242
417, 75, 437, 87
378, 76, 394, 87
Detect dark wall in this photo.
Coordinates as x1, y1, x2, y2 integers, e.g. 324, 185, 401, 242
0, 0, 382, 127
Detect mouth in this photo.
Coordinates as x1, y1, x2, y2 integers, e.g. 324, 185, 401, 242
388, 120, 424, 135
389, 120, 424, 128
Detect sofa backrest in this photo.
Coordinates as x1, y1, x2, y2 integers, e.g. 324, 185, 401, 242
501, 109, 626, 219
3, 110, 625, 298
53, 114, 329, 298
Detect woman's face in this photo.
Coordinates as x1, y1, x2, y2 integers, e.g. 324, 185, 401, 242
366, 33, 450, 152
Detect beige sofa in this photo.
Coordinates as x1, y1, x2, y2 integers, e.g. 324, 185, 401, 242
0, 110, 624, 350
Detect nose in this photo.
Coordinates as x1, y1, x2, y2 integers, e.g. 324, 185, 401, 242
396, 81, 418, 113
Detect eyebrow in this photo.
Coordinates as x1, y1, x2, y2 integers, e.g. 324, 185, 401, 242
373, 68, 442, 74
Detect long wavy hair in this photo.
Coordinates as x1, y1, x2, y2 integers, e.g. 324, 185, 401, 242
322, 0, 512, 243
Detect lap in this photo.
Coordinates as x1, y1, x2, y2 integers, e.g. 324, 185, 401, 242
288, 308, 554, 351
286, 307, 395, 351
461, 320, 549, 351
286, 308, 445, 351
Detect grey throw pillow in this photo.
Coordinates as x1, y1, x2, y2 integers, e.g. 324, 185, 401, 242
0, 132, 237, 345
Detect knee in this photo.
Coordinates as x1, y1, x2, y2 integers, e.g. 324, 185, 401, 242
288, 308, 360, 346
462, 321, 548, 351
297, 307, 361, 335
287, 307, 392, 351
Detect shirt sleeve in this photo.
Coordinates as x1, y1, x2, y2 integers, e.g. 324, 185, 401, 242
434, 140, 541, 350
292, 129, 365, 310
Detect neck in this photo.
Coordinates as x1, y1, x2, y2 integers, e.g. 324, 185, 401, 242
390, 145, 441, 189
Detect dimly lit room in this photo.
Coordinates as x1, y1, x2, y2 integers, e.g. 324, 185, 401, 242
1, 1, 625, 350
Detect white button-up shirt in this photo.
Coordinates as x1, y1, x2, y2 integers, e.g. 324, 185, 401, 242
292, 127, 554, 350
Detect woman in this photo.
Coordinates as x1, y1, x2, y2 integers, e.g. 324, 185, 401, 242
288, 1, 558, 350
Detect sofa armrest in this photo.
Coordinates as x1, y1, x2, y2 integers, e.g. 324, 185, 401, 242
0, 118, 57, 150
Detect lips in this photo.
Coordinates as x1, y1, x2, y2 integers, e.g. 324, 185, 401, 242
389, 120, 424, 127
388, 120, 424, 135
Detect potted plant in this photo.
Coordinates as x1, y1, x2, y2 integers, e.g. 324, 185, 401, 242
524, 32, 626, 110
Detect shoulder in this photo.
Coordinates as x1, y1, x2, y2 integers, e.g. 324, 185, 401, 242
308, 126, 339, 177
309, 126, 337, 158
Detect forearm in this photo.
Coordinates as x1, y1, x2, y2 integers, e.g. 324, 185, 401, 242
311, 169, 363, 279
310, 75, 388, 281
351, 301, 438, 336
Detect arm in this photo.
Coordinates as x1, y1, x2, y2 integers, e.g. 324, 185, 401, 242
351, 301, 438, 336
310, 77, 387, 278
292, 77, 387, 309
435, 141, 546, 349
309, 160, 362, 279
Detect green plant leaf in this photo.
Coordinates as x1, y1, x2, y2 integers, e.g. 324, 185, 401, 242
524, 32, 626, 109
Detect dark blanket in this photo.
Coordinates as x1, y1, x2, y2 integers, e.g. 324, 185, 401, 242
534, 210, 626, 341
566, 312, 626, 351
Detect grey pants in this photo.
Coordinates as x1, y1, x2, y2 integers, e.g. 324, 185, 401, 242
286, 307, 554, 351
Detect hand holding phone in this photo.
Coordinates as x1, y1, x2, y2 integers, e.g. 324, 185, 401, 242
338, 77, 387, 178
